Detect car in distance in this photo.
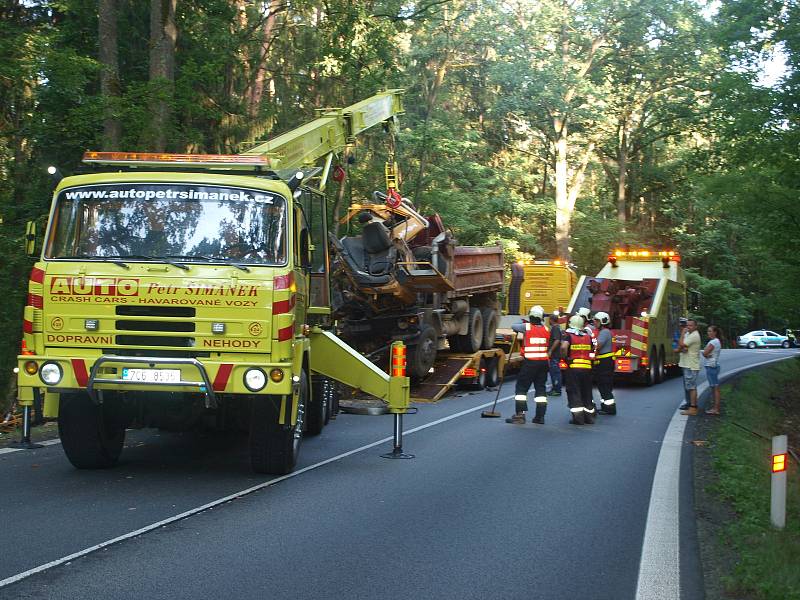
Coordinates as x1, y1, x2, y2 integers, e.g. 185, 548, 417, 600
736, 330, 791, 349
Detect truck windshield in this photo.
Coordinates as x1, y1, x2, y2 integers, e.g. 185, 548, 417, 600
47, 183, 287, 265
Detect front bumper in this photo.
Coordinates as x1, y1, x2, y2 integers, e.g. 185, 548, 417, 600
17, 353, 293, 405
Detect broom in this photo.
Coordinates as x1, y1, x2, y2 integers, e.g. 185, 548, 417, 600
481, 332, 518, 418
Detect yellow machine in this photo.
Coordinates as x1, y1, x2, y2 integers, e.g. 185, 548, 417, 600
505, 259, 577, 316
17, 91, 414, 473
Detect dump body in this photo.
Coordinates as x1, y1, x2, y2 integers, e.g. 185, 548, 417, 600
567, 255, 686, 383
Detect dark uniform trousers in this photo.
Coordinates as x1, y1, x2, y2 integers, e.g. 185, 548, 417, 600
515, 359, 549, 400
565, 368, 595, 424
596, 357, 614, 400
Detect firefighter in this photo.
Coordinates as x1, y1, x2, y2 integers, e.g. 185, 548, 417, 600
577, 306, 600, 411
593, 311, 616, 415
506, 305, 551, 424
561, 314, 596, 425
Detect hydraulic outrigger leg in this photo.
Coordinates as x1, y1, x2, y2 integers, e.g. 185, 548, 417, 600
10, 391, 43, 449
381, 412, 414, 460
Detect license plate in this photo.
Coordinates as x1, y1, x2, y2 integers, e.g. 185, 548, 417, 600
121, 368, 181, 383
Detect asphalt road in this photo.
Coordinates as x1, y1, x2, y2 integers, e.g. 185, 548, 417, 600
0, 348, 795, 600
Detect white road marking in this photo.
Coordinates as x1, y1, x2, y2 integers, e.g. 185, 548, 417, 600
635, 354, 796, 599
0, 438, 62, 455
0, 394, 514, 588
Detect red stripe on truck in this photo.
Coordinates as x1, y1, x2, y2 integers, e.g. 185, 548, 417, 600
273, 295, 296, 315
71, 359, 89, 387
213, 363, 233, 392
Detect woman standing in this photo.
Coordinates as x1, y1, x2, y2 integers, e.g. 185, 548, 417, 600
703, 325, 723, 415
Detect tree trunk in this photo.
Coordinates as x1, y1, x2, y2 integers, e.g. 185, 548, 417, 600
148, 0, 177, 152
554, 116, 570, 261
412, 55, 449, 204
99, 0, 121, 150
617, 126, 628, 225
248, 0, 280, 117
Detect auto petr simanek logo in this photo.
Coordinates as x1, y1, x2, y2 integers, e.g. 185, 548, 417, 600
50, 276, 140, 296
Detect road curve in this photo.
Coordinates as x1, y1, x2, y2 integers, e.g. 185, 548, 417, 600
0, 348, 794, 600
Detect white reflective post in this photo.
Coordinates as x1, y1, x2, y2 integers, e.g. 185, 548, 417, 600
771, 434, 787, 530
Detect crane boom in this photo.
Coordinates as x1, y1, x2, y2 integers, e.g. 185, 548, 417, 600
241, 90, 404, 175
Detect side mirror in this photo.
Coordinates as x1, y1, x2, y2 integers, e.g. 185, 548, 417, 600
25, 221, 37, 256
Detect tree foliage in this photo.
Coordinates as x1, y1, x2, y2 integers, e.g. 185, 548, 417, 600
1, 0, 798, 404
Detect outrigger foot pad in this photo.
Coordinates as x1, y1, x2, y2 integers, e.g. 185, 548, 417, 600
381, 447, 415, 459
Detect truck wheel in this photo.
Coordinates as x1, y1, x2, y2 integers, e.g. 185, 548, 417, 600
643, 347, 657, 386
306, 375, 328, 436
480, 308, 499, 350
657, 346, 667, 383
58, 392, 125, 469
484, 356, 500, 388
454, 307, 483, 354
408, 326, 438, 381
249, 371, 307, 475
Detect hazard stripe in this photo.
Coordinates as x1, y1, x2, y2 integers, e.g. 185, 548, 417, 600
23, 320, 33, 334
30, 268, 45, 284
27, 293, 43, 309
273, 295, 296, 315
631, 331, 647, 344
278, 325, 294, 342
632, 318, 648, 329
71, 359, 88, 387
212, 363, 234, 392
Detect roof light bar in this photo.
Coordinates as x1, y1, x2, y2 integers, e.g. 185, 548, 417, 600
82, 151, 273, 169
609, 249, 680, 262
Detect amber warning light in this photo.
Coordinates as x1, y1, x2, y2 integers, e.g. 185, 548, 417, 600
82, 151, 273, 167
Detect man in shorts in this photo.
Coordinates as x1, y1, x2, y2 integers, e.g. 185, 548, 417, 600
679, 318, 702, 415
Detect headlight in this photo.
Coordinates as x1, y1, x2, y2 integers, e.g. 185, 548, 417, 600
244, 368, 267, 392
39, 362, 63, 385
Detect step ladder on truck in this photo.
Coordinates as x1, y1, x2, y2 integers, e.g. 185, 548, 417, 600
16, 90, 419, 472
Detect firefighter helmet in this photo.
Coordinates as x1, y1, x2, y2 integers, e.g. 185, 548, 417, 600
529, 305, 545, 320
569, 315, 585, 329
577, 307, 591, 321
594, 311, 610, 326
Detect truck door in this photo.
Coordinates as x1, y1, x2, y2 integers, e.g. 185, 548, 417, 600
297, 188, 331, 325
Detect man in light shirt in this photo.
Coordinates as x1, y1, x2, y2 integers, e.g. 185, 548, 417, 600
679, 318, 702, 415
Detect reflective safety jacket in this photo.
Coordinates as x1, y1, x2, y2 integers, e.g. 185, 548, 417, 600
585, 325, 597, 360
567, 330, 593, 369
523, 323, 550, 361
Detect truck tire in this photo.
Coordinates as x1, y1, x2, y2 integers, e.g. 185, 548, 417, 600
643, 347, 657, 386
408, 326, 438, 381
58, 392, 125, 469
480, 308, 499, 350
484, 356, 500, 388
306, 375, 329, 436
657, 346, 667, 383
452, 307, 483, 354
249, 371, 307, 475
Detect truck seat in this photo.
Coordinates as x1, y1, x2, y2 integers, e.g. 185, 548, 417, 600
339, 234, 394, 286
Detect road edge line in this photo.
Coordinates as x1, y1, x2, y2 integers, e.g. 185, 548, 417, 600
634, 355, 795, 600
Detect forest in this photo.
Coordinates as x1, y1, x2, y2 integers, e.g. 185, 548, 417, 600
1, 0, 798, 399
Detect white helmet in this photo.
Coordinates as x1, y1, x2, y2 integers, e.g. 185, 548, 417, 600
569, 315, 585, 329
577, 307, 591, 320
594, 311, 610, 326
529, 305, 545, 320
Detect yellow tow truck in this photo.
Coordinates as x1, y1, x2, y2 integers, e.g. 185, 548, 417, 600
16, 91, 414, 473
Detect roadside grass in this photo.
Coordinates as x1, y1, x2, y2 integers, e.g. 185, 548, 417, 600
707, 358, 800, 600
